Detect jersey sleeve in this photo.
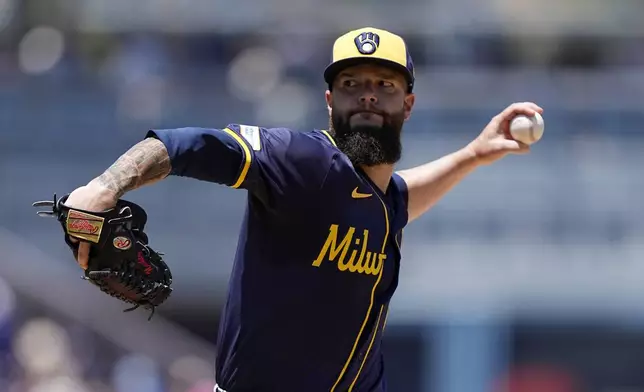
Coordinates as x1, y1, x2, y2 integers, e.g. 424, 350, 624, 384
146, 124, 336, 202
392, 173, 409, 209
145, 126, 247, 186
391, 172, 410, 228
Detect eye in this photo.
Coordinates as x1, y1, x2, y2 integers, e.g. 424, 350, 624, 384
379, 80, 395, 89
343, 79, 358, 88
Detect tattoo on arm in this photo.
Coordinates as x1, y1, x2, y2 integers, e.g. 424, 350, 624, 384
94, 138, 171, 198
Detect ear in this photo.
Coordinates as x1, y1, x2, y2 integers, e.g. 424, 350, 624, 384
403, 93, 415, 122
325, 90, 332, 116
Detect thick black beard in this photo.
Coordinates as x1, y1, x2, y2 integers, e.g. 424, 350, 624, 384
330, 111, 404, 167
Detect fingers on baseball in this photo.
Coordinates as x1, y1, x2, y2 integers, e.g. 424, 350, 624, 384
503, 139, 531, 154
493, 102, 542, 138
496, 102, 543, 124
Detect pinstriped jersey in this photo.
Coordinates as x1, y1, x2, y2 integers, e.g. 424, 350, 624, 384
147, 124, 408, 392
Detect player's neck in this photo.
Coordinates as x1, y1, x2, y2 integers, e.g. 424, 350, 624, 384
360, 164, 394, 193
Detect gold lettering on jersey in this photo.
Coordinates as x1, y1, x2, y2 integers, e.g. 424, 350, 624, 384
312, 224, 385, 276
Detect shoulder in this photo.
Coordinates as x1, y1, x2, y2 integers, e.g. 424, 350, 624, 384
224, 125, 342, 191
226, 124, 339, 160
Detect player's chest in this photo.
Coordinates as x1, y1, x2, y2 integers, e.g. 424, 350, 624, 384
306, 201, 401, 302
308, 178, 404, 285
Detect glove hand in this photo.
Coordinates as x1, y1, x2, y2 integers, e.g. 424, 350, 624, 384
33, 191, 173, 319
63, 183, 119, 269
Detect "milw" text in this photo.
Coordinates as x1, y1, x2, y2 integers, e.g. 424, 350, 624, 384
312, 224, 385, 276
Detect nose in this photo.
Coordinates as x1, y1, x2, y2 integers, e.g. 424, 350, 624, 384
359, 93, 377, 104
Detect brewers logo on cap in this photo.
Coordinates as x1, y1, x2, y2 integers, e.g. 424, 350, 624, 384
324, 27, 415, 92
354, 32, 380, 55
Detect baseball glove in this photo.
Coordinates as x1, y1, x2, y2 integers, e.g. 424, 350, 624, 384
32, 194, 172, 320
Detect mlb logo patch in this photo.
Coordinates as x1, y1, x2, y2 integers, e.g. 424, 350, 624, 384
240, 125, 261, 151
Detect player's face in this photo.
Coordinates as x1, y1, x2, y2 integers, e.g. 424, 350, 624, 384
326, 64, 415, 167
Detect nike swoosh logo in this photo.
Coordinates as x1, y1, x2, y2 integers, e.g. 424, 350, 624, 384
351, 187, 372, 199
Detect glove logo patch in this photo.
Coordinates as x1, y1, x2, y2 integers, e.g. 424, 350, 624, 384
137, 251, 154, 275
66, 210, 104, 243
113, 236, 132, 250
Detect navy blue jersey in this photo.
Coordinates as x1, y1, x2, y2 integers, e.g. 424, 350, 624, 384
147, 124, 409, 392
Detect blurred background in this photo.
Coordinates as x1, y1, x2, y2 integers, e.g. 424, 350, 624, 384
1, 0, 644, 391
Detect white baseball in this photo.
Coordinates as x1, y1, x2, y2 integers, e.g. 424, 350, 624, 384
509, 112, 544, 145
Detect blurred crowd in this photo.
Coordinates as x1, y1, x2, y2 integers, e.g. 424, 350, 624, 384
0, 279, 216, 392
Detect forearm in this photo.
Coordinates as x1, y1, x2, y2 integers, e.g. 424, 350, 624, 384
88, 137, 171, 199
397, 146, 480, 222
